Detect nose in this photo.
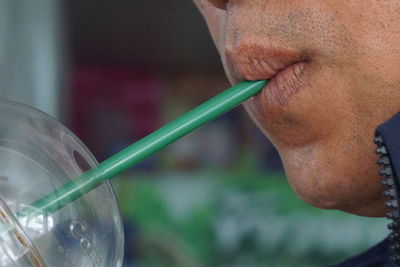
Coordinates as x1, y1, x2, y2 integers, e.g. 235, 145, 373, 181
207, 0, 229, 10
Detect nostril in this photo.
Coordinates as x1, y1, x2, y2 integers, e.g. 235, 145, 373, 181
207, 0, 228, 10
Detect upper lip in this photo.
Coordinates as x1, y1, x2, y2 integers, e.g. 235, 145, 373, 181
225, 44, 306, 83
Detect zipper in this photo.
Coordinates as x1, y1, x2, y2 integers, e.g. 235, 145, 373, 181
375, 134, 400, 266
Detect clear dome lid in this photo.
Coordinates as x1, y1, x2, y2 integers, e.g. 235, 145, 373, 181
0, 101, 124, 266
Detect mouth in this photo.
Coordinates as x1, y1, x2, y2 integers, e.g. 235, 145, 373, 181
226, 45, 309, 109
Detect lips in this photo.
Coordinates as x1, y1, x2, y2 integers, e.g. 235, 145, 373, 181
225, 44, 308, 108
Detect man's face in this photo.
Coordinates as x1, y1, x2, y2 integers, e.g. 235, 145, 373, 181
194, 0, 400, 216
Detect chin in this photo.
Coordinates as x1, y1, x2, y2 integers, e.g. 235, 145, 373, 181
278, 142, 388, 217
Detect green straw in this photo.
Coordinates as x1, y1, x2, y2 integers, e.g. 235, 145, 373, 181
20, 80, 267, 216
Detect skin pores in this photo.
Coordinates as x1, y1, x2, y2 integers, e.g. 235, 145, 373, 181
194, 0, 400, 217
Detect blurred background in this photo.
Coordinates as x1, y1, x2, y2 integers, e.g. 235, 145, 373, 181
0, 0, 389, 266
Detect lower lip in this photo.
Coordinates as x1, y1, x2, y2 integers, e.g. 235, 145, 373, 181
257, 62, 307, 108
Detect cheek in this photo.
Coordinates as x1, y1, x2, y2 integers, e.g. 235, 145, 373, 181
315, 1, 400, 86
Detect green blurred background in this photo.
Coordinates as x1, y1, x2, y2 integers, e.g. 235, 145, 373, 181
0, 0, 389, 266
114, 171, 388, 266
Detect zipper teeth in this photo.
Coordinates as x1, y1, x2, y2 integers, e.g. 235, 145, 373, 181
375, 134, 400, 266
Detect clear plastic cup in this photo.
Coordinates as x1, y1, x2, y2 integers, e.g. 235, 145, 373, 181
0, 101, 124, 267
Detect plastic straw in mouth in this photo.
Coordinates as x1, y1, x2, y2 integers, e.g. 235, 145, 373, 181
19, 80, 268, 217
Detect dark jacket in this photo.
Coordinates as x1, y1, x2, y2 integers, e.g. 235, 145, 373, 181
334, 238, 392, 267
